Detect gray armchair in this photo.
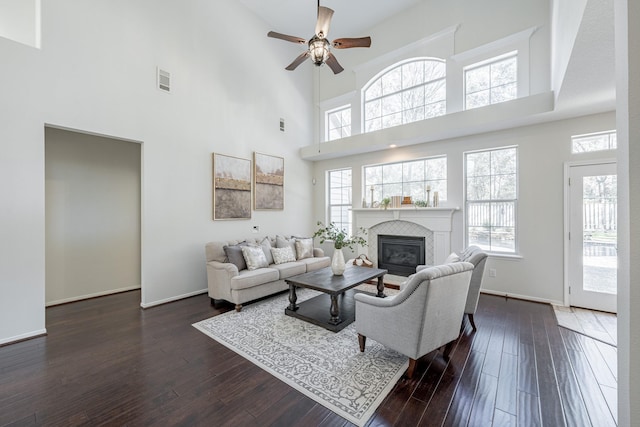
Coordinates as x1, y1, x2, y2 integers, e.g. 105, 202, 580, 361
417, 245, 488, 331
355, 262, 474, 379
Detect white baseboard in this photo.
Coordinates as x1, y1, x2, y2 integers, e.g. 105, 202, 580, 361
140, 288, 208, 309
46, 285, 141, 307
0, 328, 47, 346
480, 289, 564, 306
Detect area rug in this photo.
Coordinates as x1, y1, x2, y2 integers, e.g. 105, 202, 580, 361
553, 305, 617, 347
192, 288, 407, 426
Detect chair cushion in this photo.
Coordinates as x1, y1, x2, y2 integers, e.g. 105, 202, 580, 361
444, 252, 460, 263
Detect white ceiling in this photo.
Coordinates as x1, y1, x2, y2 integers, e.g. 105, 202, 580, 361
239, 0, 616, 118
238, 0, 420, 41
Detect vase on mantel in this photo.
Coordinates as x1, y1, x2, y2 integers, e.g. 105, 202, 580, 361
331, 248, 346, 275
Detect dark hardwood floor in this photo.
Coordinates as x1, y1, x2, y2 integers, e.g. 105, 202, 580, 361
0, 290, 617, 426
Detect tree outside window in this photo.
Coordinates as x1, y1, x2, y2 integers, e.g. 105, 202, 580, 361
465, 52, 517, 110
328, 168, 352, 234
326, 105, 351, 141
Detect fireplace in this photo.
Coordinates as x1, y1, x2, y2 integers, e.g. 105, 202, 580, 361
378, 235, 425, 276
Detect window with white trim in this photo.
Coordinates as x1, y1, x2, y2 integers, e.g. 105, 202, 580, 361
364, 156, 447, 206
326, 105, 352, 141
571, 130, 617, 153
465, 146, 518, 253
465, 52, 517, 110
328, 168, 352, 234
363, 58, 446, 133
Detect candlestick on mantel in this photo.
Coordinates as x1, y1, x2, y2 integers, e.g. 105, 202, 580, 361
370, 186, 374, 208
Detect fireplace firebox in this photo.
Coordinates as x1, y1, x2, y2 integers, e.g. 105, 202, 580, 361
377, 235, 425, 276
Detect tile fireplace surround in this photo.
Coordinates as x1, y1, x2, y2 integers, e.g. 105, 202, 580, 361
352, 208, 459, 268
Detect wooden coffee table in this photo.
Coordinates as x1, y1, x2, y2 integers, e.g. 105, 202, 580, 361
284, 266, 387, 332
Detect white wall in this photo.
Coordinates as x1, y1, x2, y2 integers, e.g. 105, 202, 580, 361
0, 0, 40, 48
45, 127, 141, 305
0, 0, 315, 344
312, 112, 616, 304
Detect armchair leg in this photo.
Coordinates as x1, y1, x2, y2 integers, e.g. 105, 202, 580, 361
468, 313, 477, 331
358, 334, 366, 352
406, 359, 417, 379
443, 341, 455, 360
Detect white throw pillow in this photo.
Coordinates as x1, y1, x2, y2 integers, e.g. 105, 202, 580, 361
295, 238, 314, 260
444, 252, 460, 264
271, 246, 297, 264
241, 245, 269, 271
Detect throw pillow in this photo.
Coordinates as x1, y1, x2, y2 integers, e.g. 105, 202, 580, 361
295, 238, 314, 260
271, 246, 297, 265
223, 242, 249, 271
276, 235, 296, 257
444, 252, 460, 264
260, 237, 274, 265
241, 245, 269, 271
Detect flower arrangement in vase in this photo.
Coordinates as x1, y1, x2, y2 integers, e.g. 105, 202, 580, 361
313, 221, 368, 275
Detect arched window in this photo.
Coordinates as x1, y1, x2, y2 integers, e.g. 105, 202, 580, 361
362, 58, 446, 133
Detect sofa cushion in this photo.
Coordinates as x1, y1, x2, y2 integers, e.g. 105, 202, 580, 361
271, 261, 306, 279
299, 256, 331, 272
223, 242, 249, 271
271, 246, 296, 264
242, 245, 269, 271
295, 238, 314, 260
259, 237, 275, 265
230, 268, 280, 291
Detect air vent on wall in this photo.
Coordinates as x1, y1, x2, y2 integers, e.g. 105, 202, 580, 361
157, 67, 171, 93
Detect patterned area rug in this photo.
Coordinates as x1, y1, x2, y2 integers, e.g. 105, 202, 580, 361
193, 288, 407, 426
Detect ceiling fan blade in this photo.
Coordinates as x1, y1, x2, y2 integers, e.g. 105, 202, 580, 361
325, 53, 344, 74
267, 31, 306, 45
285, 51, 310, 71
315, 6, 334, 38
332, 37, 372, 49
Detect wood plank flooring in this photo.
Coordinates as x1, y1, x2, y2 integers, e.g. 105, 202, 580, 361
0, 290, 617, 426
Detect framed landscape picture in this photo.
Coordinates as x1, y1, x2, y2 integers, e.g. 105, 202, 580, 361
254, 152, 284, 210
213, 153, 251, 220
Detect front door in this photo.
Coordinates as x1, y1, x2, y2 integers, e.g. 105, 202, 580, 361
567, 162, 617, 313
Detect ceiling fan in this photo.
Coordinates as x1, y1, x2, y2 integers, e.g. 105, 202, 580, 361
267, 1, 371, 74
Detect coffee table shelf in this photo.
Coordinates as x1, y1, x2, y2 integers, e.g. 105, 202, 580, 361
284, 266, 387, 332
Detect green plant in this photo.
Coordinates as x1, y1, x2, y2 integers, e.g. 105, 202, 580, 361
414, 199, 428, 207
313, 221, 368, 250
381, 197, 391, 208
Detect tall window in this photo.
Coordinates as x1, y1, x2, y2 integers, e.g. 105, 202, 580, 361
364, 157, 447, 206
572, 130, 617, 153
363, 58, 446, 133
328, 168, 352, 234
465, 147, 518, 253
465, 52, 517, 110
326, 105, 352, 141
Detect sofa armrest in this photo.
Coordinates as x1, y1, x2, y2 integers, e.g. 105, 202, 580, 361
206, 260, 239, 301
313, 247, 325, 257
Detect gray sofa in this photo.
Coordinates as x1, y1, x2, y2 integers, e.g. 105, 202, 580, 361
205, 236, 330, 311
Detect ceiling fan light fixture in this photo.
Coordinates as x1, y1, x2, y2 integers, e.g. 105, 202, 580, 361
309, 36, 329, 66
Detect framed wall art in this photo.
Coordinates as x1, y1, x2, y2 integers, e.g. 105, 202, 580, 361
254, 152, 284, 210
212, 153, 252, 220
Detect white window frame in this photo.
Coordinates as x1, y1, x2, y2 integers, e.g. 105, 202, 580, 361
464, 51, 518, 110
327, 168, 353, 235
363, 156, 447, 206
571, 130, 617, 153
464, 146, 519, 254
325, 105, 352, 142
361, 57, 447, 133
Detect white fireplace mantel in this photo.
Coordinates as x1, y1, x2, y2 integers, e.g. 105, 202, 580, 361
352, 207, 459, 266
